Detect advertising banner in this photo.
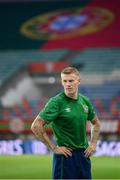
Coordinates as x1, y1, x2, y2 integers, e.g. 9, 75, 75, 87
0, 139, 120, 156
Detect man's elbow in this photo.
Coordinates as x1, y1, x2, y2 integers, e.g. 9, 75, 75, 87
92, 117, 101, 129
31, 117, 45, 134
97, 118, 101, 129
31, 120, 36, 134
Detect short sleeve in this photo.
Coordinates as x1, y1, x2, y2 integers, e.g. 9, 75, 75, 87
38, 97, 59, 123
86, 98, 96, 121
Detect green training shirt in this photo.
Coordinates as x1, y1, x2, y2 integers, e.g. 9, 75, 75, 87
39, 92, 96, 149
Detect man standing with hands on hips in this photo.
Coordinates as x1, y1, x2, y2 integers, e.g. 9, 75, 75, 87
31, 66, 100, 179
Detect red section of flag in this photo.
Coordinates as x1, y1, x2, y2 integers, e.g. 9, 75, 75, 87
28, 61, 70, 73
42, 0, 120, 50
13, 104, 23, 118
22, 98, 33, 116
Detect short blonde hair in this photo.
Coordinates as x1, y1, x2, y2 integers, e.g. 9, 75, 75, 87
61, 66, 80, 77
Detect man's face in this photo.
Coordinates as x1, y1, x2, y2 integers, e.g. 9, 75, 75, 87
61, 73, 80, 97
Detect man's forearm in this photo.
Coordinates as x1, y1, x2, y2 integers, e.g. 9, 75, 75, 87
31, 118, 56, 151
90, 118, 100, 145
35, 128, 56, 151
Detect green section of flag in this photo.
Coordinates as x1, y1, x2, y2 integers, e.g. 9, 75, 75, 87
0, 124, 9, 129
0, 122, 52, 129
0, 122, 30, 130
24, 124, 31, 129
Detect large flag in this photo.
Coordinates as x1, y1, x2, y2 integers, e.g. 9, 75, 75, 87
41, 0, 120, 50
1, 0, 119, 50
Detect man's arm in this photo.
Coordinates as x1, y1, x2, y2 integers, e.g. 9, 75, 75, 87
31, 115, 72, 157
84, 116, 100, 157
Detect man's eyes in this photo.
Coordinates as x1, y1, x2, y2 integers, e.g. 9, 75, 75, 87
64, 80, 74, 82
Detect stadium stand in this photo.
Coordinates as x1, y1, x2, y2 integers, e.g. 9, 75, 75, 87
0, 49, 69, 85
70, 48, 120, 74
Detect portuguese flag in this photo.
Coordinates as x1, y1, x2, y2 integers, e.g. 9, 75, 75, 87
42, 0, 120, 50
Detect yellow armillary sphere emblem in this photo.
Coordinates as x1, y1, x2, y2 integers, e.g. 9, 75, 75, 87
20, 7, 114, 40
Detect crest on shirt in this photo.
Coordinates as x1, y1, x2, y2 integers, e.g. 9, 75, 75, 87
82, 105, 89, 113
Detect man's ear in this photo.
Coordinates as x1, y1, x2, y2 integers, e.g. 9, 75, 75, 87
78, 78, 81, 84
60, 78, 63, 85
61, 79, 64, 86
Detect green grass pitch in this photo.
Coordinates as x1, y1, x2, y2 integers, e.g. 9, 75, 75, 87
0, 155, 120, 179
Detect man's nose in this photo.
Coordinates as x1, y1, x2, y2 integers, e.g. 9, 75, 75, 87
66, 81, 71, 86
